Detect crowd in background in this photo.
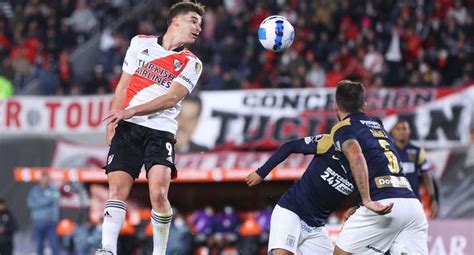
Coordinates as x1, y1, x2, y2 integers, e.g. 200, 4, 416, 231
0, 0, 473, 97
0, 0, 139, 96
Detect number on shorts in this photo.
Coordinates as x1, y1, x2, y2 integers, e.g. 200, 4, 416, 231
378, 139, 400, 174
165, 142, 173, 156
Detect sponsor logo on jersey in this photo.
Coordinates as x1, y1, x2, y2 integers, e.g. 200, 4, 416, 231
286, 235, 296, 247
370, 129, 388, 138
104, 211, 111, 218
407, 149, 417, 161
140, 49, 149, 56
366, 245, 384, 254
304, 136, 315, 144
178, 74, 194, 87
335, 140, 341, 151
107, 154, 114, 165
300, 222, 322, 233
135, 62, 176, 88
374, 175, 412, 190
332, 155, 339, 160
320, 167, 354, 195
402, 162, 416, 174
174, 59, 183, 71
360, 120, 382, 129
195, 62, 201, 73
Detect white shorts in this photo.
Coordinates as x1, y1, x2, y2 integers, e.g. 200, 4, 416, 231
336, 198, 428, 255
268, 205, 333, 255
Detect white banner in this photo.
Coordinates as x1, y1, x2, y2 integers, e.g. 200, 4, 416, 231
1, 86, 472, 149
0, 95, 112, 134
191, 86, 473, 150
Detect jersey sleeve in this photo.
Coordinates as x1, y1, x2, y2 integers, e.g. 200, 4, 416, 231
256, 138, 317, 178
173, 57, 203, 92
122, 36, 140, 74
418, 148, 430, 172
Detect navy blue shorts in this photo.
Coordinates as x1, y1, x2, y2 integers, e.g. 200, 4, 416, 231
104, 121, 177, 179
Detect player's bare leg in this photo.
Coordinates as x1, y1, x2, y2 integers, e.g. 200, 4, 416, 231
271, 248, 294, 255
99, 171, 134, 254
148, 165, 173, 255
333, 245, 351, 255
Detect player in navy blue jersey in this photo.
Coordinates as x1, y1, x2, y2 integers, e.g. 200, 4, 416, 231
245, 134, 355, 255
331, 80, 428, 255
391, 119, 438, 218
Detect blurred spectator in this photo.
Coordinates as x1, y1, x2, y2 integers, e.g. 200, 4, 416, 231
167, 213, 193, 255
84, 65, 109, 95
57, 50, 73, 95
191, 206, 215, 244
64, 0, 98, 43
26, 172, 60, 255
71, 220, 102, 254
237, 213, 261, 255
0, 75, 13, 98
1, 0, 472, 94
214, 205, 240, 243
0, 198, 18, 255
306, 62, 326, 87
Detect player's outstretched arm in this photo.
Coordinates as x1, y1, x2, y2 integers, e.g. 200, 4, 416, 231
342, 139, 393, 215
246, 138, 316, 187
103, 82, 189, 125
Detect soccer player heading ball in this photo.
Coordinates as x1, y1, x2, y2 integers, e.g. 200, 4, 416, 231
96, 1, 205, 255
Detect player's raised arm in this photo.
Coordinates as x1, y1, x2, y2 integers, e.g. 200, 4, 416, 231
246, 137, 319, 187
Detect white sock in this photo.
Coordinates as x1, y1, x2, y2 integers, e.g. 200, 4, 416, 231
101, 199, 126, 255
151, 209, 173, 255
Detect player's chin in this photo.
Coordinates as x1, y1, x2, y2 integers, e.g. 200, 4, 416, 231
187, 38, 197, 44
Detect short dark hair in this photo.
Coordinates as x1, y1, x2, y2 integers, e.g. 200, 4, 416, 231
335, 80, 365, 113
167, 1, 205, 25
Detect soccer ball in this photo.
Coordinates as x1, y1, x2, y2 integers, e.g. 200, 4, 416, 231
258, 15, 295, 52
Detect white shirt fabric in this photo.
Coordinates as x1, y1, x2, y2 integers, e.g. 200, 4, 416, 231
122, 35, 203, 134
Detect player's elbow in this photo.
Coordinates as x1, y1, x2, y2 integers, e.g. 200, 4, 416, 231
164, 94, 180, 108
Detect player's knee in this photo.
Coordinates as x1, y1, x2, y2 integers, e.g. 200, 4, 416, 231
150, 187, 169, 205
108, 183, 129, 201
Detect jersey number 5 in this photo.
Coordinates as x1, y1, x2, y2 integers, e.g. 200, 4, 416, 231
378, 139, 400, 174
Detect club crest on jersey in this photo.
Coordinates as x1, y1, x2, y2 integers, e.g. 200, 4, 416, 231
195, 62, 201, 73
174, 59, 183, 71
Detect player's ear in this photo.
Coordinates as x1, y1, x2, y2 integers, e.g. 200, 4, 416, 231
171, 16, 180, 27
363, 101, 367, 111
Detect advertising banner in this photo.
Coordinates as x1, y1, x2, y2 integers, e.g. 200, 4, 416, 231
1, 86, 472, 149
191, 86, 473, 150
0, 95, 112, 134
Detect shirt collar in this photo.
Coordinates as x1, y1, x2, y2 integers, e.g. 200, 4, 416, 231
343, 112, 364, 120
157, 36, 185, 52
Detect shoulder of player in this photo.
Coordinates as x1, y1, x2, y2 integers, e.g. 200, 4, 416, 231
182, 48, 201, 61
316, 134, 334, 154
407, 142, 421, 151
330, 117, 352, 136
136, 34, 159, 39
130, 34, 158, 47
